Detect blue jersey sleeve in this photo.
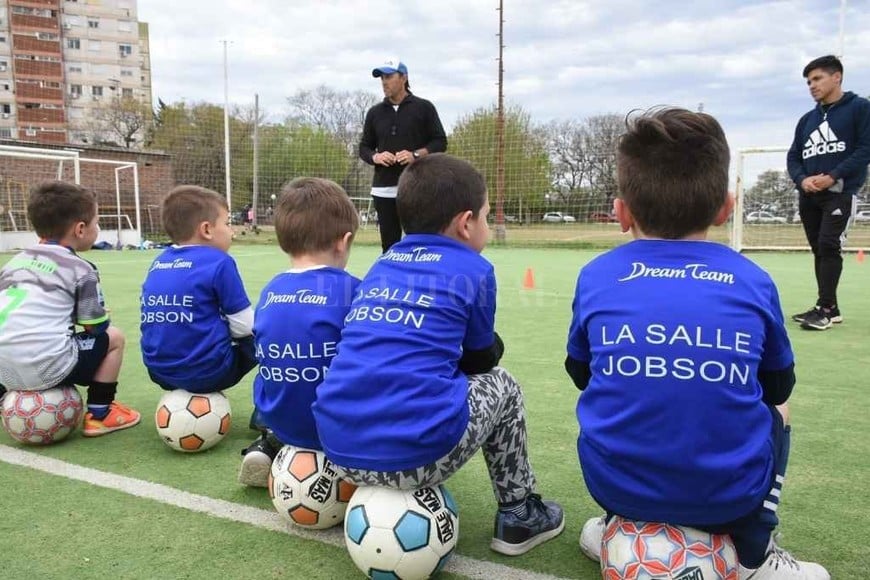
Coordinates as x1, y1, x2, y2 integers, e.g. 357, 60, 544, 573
760, 279, 794, 371
214, 257, 251, 315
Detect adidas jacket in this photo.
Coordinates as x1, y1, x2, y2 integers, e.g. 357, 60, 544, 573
787, 91, 870, 195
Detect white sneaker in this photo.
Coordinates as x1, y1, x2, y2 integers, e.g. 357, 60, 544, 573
579, 514, 606, 562
740, 540, 830, 580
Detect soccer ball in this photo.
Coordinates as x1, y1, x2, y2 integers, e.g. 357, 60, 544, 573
1, 386, 83, 445
344, 485, 459, 580
601, 516, 739, 580
268, 445, 357, 529
154, 389, 231, 452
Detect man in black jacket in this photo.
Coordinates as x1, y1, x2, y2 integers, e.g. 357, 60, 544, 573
360, 58, 447, 251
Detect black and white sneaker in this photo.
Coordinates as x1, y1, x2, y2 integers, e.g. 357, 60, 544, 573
238, 432, 280, 487
793, 306, 842, 325
800, 308, 832, 331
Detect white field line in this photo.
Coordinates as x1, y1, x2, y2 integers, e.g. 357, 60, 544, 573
0, 444, 572, 580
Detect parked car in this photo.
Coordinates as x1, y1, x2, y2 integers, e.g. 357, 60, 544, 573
745, 211, 787, 224
854, 210, 870, 223
542, 212, 576, 223
588, 212, 617, 223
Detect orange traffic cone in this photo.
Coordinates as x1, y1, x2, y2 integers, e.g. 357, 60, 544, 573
523, 268, 536, 290
858, 249, 865, 263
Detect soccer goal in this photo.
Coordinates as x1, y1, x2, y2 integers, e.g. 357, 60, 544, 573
732, 147, 870, 252
0, 145, 142, 251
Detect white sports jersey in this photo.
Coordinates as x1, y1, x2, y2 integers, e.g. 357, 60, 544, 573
0, 244, 108, 390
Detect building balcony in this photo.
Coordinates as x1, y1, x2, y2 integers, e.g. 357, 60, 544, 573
12, 35, 61, 55
17, 107, 64, 124
12, 59, 62, 77
15, 83, 63, 101
10, 13, 59, 30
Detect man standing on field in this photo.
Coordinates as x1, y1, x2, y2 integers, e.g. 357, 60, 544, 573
787, 55, 870, 331
359, 57, 447, 252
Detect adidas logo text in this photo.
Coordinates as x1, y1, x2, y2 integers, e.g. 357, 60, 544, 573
803, 141, 846, 159
802, 121, 846, 159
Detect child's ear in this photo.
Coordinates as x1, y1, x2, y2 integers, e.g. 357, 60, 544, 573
712, 193, 736, 226
448, 210, 474, 240
198, 220, 213, 240
73, 221, 87, 238
613, 198, 634, 233
335, 231, 353, 254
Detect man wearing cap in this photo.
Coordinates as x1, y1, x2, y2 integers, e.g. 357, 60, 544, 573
360, 58, 447, 252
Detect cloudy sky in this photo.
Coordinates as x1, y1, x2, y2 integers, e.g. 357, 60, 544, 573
136, 0, 870, 156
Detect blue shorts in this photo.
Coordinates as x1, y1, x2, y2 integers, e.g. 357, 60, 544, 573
149, 336, 257, 394
62, 331, 110, 386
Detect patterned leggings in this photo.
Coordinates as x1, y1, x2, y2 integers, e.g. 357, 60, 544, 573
337, 367, 537, 505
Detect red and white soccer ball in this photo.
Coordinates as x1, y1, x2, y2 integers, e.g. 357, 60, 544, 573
1, 386, 83, 445
601, 516, 739, 580
268, 445, 357, 529
154, 389, 232, 453
344, 485, 459, 580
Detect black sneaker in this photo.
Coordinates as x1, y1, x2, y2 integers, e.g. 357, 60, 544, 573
793, 305, 843, 324
238, 432, 280, 487
490, 494, 565, 556
800, 308, 832, 331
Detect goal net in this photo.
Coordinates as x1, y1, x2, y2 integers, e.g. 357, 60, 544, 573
732, 147, 870, 252
0, 145, 142, 252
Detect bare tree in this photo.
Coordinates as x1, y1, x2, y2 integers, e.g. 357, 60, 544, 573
542, 119, 588, 193
582, 113, 624, 206
75, 96, 152, 148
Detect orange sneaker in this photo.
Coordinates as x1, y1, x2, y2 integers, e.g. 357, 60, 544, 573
83, 401, 141, 437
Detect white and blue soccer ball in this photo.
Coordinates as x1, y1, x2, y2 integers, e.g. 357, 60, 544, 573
344, 485, 459, 580
154, 389, 232, 452
601, 515, 739, 580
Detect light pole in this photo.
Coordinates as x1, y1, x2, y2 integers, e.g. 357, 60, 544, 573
221, 40, 232, 212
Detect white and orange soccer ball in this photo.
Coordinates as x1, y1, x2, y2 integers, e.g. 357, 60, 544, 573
154, 389, 231, 452
601, 516, 739, 580
344, 485, 459, 580
268, 445, 357, 529
1, 385, 83, 445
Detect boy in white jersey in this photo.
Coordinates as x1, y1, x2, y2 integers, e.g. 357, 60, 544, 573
0, 181, 140, 436
568, 108, 829, 579
239, 177, 361, 487
314, 154, 564, 556
140, 186, 262, 454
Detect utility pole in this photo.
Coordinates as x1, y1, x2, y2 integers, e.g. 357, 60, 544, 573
494, 0, 506, 243
252, 93, 259, 227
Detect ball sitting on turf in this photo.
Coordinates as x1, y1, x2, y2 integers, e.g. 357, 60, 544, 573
154, 389, 231, 453
1, 385, 83, 445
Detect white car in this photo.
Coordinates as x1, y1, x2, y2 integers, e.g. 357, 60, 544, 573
745, 211, 787, 224
542, 212, 576, 223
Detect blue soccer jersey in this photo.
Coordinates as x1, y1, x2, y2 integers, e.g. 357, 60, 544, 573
140, 245, 251, 388
313, 234, 497, 471
253, 267, 360, 450
567, 239, 794, 525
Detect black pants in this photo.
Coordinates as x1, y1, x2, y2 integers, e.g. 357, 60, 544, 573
373, 196, 402, 252
798, 191, 854, 308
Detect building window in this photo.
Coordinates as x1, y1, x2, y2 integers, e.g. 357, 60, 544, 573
122, 88, 133, 98
0, 128, 13, 138
0, 37, 7, 44
88, 40, 101, 52
92, 86, 103, 97
88, 19, 99, 29
68, 63, 83, 74
120, 68, 134, 77
37, 32, 58, 41
0, 61, 7, 72
2, 104, 11, 114
70, 84, 82, 96
119, 44, 132, 57
67, 38, 81, 50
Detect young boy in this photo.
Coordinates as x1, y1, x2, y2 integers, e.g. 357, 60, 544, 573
140, 186, 262, 450
0, 181, 140, 436
313, 153, 564, 556
240, 177, 360, 487
566, 108, 829, 579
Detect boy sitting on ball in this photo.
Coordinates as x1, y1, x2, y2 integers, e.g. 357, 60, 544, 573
314, 153, 564, 556
567, 107, 829, 579
0, 181, 140, 436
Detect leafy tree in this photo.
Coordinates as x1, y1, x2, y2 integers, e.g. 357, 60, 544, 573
744, 169, 796, 214
449, 105, 550, 221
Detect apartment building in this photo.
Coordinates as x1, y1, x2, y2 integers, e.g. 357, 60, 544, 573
0, 0, 151, 145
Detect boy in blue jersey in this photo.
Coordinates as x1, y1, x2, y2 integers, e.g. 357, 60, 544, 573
314, 153, 564, 556
0, 181, 140, 436
568, 108, 829, 579
239, 177, 360, 487
787, 55, 870, 331
140, 186, 260, 442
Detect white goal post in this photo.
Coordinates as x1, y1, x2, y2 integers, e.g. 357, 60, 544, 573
731, 147, 870, 252
0, 145, 142, 251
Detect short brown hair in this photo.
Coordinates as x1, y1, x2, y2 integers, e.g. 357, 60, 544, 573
27, 181, 97, 240
274, 177, 359, 255
397, 153, 487, 234
617, 107, 730, 239
161, 185, 228, 243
